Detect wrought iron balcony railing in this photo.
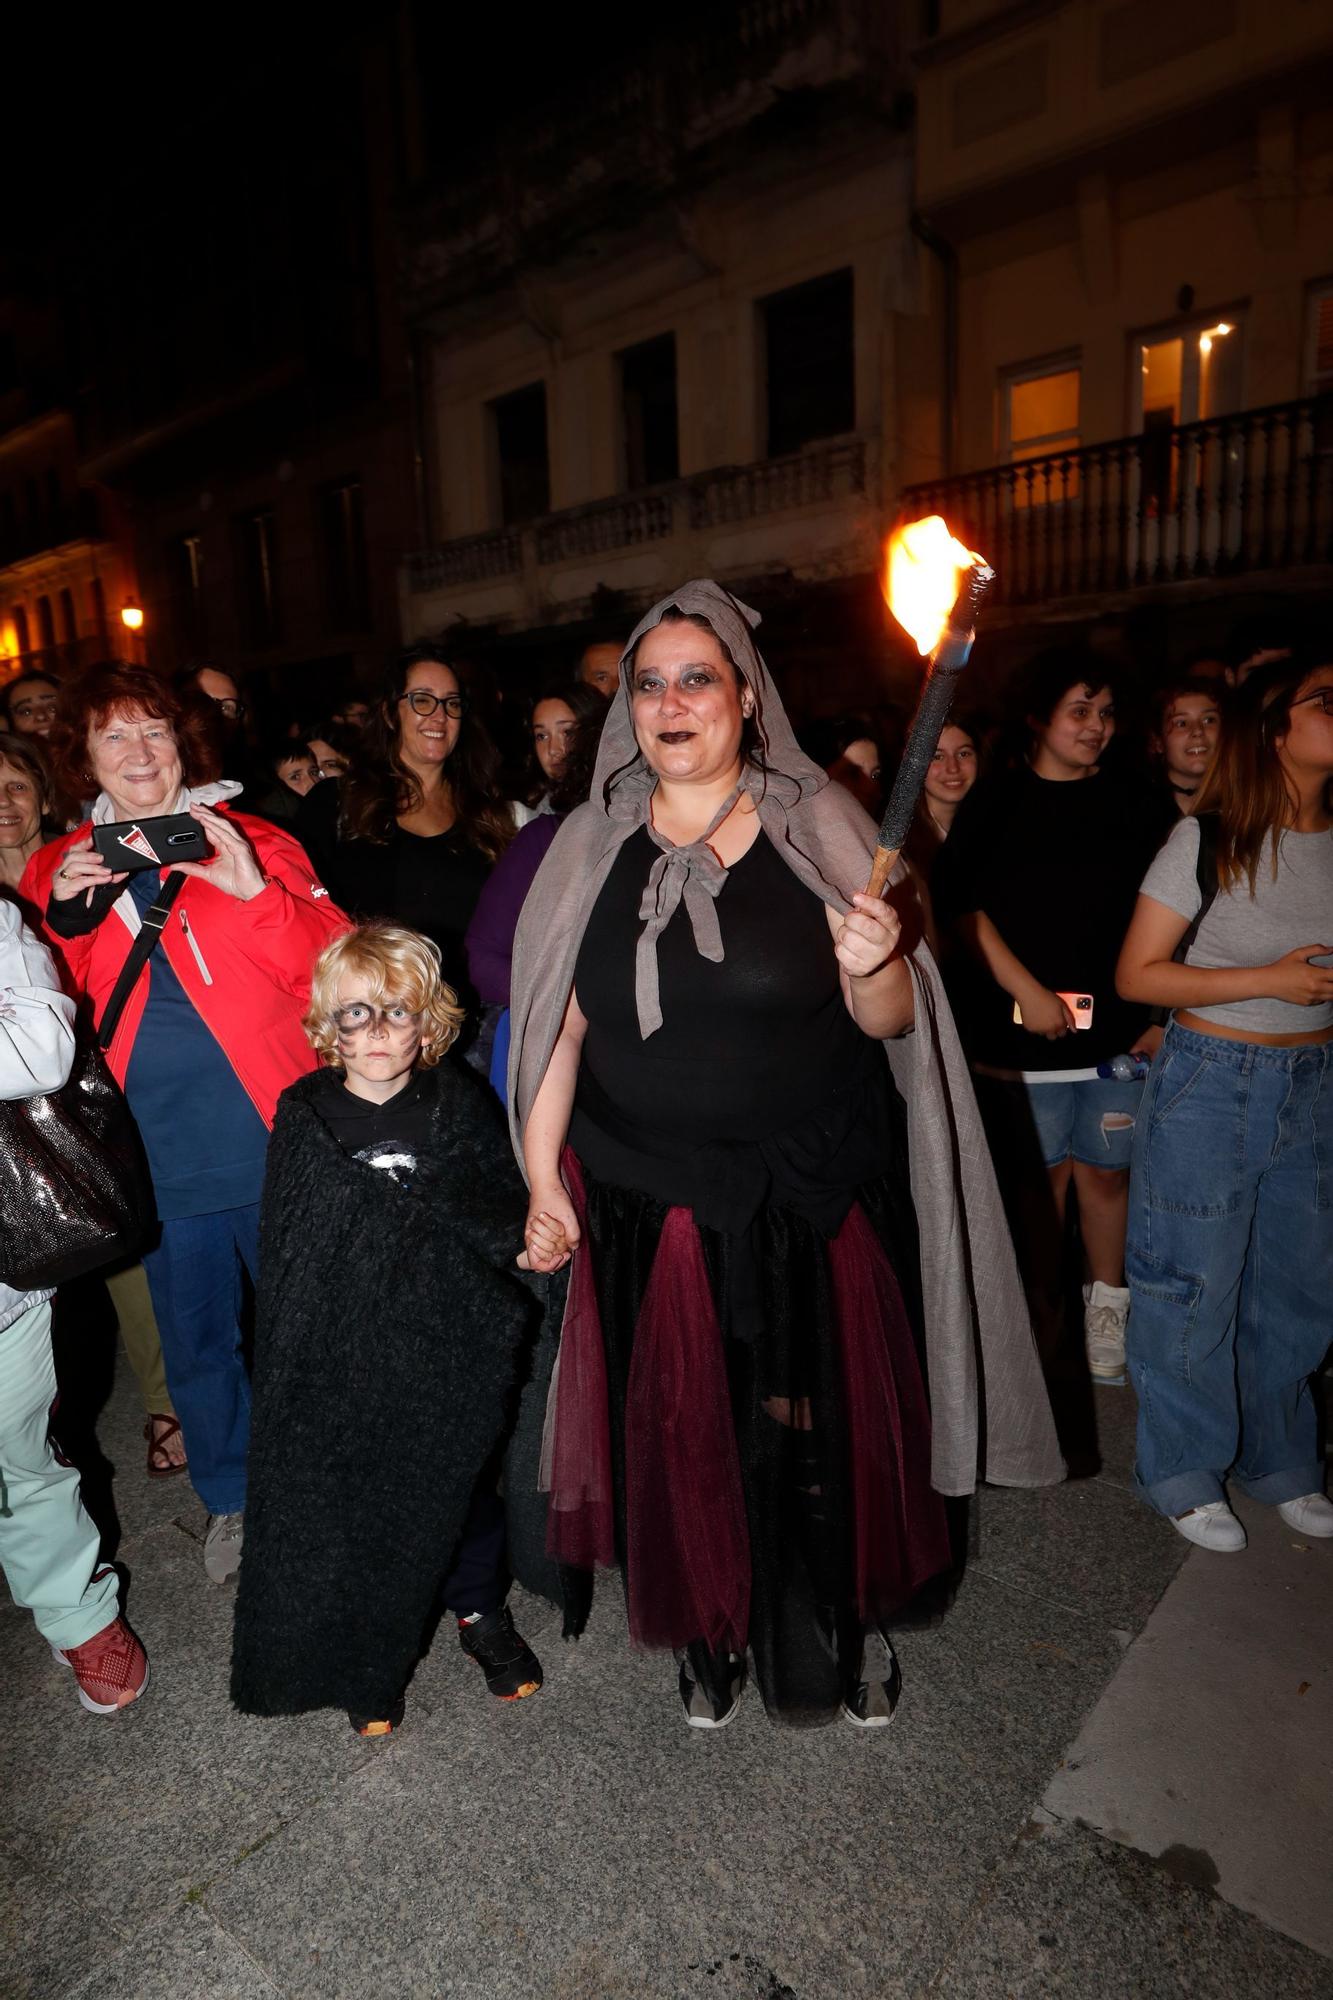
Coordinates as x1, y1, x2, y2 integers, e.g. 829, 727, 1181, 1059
407, 438, 870, 595
898, 395, 1333, 608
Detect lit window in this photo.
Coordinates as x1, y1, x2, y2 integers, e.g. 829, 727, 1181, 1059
1003, 363, 1080, 504
1306, 284, 1333, 396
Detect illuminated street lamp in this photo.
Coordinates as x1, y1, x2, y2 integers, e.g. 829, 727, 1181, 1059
120, 598, 145, 632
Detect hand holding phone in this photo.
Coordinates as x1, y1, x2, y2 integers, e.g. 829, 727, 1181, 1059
92, 814, 210, 874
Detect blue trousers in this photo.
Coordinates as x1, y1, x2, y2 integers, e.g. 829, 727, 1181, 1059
1125, 1025, 1333, 1517
141, 1206, 259, 1515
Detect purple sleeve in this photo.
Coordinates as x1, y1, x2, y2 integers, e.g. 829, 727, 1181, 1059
465, 817, 561, 1007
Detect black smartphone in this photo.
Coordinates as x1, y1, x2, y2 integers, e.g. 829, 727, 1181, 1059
92, 813, 209, 873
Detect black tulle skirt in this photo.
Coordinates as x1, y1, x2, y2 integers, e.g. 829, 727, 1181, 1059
544, 1151, 952, 1726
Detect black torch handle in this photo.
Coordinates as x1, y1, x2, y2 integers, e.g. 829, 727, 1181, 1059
865, 559, 994, 899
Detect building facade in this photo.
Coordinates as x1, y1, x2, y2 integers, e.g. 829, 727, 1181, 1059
399, 1, 936, 712
903, 0, 1333, 678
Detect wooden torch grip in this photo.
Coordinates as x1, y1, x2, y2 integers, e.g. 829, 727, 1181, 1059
864, 845, 898, 899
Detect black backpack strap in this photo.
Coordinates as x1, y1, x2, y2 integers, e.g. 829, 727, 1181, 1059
1172, 812, 1221, 966
96, 873, 186, 1052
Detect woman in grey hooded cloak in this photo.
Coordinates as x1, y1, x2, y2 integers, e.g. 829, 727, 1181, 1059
508, 582, 1062, 1729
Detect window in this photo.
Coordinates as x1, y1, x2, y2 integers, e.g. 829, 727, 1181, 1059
58, 588, 77, 646
90, 577, 108, 644
1304, 283, 1333, 396
237, 508, 280, 647
12, 605, 30, 657
761, 268, 855, 458
1001, 360, 1081, 504
489, 383, 550, 525
170, 533, 207, 651
1134, 312, 1244, 514
320, 478, 370, 629
35, 595, 56, 652
618, 334, 679, 489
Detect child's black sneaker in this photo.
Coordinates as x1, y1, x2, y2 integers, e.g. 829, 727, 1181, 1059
348, 1697, 406, 1738
457, 1606, 543, 1700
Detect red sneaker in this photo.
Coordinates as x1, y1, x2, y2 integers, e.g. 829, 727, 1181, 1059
52, 1617, 149, 1714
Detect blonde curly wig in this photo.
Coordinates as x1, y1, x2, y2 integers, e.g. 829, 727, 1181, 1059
304, 923, 464, 1070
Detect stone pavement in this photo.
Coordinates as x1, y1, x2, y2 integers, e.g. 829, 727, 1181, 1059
3, 1339, 1332, 2000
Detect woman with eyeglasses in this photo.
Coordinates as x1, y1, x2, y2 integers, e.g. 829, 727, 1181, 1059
297, 646, 513, 1025
1116, 651, 1333, 1553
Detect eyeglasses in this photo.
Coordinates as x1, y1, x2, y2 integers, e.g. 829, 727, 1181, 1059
398, 691, 467, 719
1292, 688, 1333, 715
332, 1002, 422, 1033
213, 698, 247, 720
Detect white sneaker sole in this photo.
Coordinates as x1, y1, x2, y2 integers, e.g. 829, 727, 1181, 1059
1170, 1518, 1246, 1554
51, 1648, 150, 1715
686, 1693, 743, 1730
840, 1701, 897, 1730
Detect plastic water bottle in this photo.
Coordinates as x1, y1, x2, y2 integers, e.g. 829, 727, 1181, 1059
1097, 1054, 1149, 1082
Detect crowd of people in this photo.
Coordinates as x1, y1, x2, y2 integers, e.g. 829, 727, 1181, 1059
0, 590, 1328, 1738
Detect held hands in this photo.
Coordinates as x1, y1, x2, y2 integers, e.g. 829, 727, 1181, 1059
169, 806, 268, 902
1129, 1023, 1164, 1064
1016, 985, 1078, 1040
834, 893, 902, 981
517, 1183, 581, 1274
49, 836, 127, 903
1265, 944, 1333, 1007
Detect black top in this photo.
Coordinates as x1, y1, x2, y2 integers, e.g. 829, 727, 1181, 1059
297, 779, 492, 1003
571, 826, 891, 1233
311, 1068, 435, 1189
932, 764, 1173, 1070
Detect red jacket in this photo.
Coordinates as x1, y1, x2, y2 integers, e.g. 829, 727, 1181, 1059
22, 809, 350, 1128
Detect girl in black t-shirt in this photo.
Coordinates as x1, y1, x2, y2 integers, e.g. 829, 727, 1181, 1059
934, 650, 1171, 1387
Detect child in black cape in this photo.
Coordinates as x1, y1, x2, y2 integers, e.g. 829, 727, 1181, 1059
231, 922, 545, 1735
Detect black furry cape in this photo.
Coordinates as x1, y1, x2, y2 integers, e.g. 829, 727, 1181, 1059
230, 1061, 543, 1718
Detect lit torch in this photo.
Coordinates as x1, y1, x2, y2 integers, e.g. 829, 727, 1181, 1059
864, 515, 995, 898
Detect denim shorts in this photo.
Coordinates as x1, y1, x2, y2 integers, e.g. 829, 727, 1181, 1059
1024, 1074, 1145, 1170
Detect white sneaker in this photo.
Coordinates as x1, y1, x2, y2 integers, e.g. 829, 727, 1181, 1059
1083, 1281, 1129, 1386
1276, 1493, 1333, 1537
204, 1511, 244, 1584
1171, 1501, 1246, 1552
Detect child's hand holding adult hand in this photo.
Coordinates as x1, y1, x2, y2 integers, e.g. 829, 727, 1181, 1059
518, 1183, 580, 1273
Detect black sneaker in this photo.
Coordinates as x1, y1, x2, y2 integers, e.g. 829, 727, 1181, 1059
841, 1627, 902, 1730
348, 1697, 406, 1738
677, 1642, 746, 1729
458, 1606, 543, 1700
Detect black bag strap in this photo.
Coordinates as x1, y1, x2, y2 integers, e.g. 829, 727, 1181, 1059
96, 873, 186, 1052
1172, 812, 1221, 966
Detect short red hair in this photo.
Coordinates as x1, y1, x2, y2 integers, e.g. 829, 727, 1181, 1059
46, 661, 221, 806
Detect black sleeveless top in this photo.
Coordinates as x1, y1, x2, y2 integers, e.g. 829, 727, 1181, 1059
571, 826, 894, 1233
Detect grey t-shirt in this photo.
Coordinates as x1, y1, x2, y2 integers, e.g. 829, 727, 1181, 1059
1139, 816, 1333, 1034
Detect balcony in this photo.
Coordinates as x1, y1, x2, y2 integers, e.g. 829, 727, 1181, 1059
897, 397, 1333, 615
403, 438, 877, 633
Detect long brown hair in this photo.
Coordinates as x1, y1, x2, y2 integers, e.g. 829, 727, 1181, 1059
338, 646, 513, 861
1192, 651, 1332, 893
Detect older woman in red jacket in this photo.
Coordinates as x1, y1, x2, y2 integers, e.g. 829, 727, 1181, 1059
22, 663, 348, 1583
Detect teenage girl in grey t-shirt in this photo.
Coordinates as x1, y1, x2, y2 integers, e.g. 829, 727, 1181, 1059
1115, 652, 1333, 1554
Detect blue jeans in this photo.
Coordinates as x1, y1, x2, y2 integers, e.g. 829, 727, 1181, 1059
141, 1205, 259, 1515
1025, 1073, 1144, 1170
1125, 1025, 1333, 1517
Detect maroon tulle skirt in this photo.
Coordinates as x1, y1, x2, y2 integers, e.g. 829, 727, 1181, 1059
544, 1152, 951, 1723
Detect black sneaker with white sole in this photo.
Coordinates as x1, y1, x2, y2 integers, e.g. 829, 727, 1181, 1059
458, 1605, 543, 1701
841, 1627, 902, 1729
677, 1641, 746, 1729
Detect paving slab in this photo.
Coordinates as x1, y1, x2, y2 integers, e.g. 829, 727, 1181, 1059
1042, 1490, 1333, 1960
933, 1816, 1333, 2000
62, 1901, 280, 2000
971, 1471, 1187, 1631
0, 1840, 128, 2000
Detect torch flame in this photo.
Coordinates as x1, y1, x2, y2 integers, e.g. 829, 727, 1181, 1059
885, 515, 986, 657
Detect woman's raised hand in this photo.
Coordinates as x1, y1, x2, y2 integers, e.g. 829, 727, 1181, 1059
518, 1182, 581, 1274
1265, 945, 1333, 1007
169, 805, 268, 901
49, 837, 126, 903
834, 892, 901, 981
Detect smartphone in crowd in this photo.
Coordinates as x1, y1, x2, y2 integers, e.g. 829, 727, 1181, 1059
1013, 992, 1095, 1029
92, 814, 209, 874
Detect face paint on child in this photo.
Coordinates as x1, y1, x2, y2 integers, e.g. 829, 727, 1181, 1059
333, 977, 426, 1104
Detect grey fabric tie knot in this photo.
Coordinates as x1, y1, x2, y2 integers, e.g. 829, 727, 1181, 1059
634, 784, 743, 1038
